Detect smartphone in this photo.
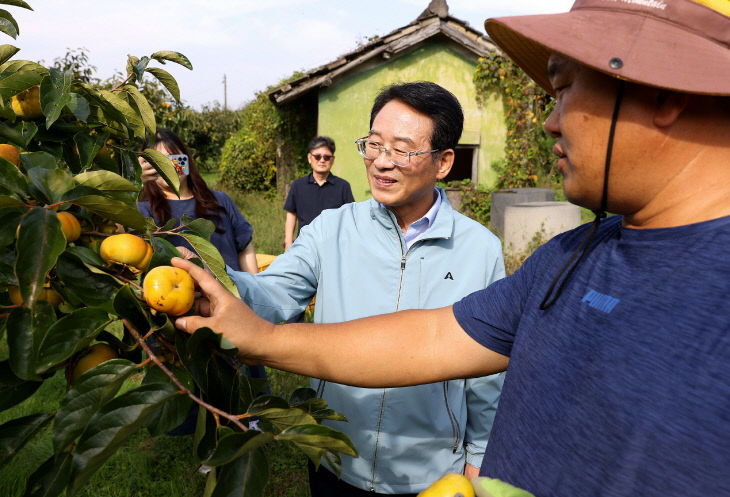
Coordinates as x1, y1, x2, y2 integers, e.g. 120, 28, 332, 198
168, 154, 189, 176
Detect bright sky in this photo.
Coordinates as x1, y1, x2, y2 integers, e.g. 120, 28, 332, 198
11, 0, 573, 110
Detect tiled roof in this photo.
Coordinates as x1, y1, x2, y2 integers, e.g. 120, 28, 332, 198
268, 6, 497, 105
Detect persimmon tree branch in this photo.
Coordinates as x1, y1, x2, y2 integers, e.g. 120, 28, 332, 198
111, 72, 135, 92
123, 318, 248, 432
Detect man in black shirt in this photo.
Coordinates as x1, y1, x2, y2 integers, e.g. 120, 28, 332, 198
284, 136, 354, 250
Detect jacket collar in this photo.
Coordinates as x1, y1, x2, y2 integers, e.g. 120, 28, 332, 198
368, 187, 454, 241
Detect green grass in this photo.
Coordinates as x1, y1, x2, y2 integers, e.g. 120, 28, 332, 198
204, 172, 286, 256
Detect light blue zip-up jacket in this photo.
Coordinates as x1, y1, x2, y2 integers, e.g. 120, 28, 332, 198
228, 188, 505, 494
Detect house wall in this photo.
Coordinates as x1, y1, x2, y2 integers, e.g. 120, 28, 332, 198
317, 40, 505, 201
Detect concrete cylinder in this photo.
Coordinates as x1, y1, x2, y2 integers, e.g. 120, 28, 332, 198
490, 188, 554, 236
503, 201, 581, 255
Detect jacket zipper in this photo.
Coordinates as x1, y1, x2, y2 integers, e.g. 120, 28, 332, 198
370, 216, 408, 491
442, 382, 461, 453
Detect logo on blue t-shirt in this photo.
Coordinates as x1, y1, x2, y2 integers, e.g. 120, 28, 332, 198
581, 289, 620, 313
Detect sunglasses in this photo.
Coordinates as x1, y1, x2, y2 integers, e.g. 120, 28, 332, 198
310, 153, 333, 161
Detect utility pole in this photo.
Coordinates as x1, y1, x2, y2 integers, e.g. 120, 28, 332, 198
223, 74, 228, 111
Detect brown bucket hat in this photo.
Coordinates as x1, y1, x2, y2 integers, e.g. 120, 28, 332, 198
485, 0, 730, 96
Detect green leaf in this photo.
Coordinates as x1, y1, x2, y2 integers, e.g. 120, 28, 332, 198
0, 156, 28, 197
27, 167, 75, 203
178, 232, 240, 298
145, 67, 180, 102
98, 89, 145, 139
0, 194, 22, 208
148, 236, 181, 271
277, 424, 358, 458
0, 44, 19, 65
6, 304, 55, 381
254, 407, 317, 431
210, 447, 268, 497
142, 365, 193, 436
53, 359, 137, 455
0, 209, 15, 243
0, 120, 23, 147
123, 84, 155, 137
119, 149, 140, 183
75, 84, 129, 139
15, 207, 66, 304
0, 70, 41, 99
321, 450, 343, 476
72, 130, 105, 169
289, 387, 317, 405
55, 251, 122, 307
132, 55, 149, 82
0, 413, 52, 470
0, 361, 41, 412
0, 59, 46, 75
69, 382, 177, 492
195, 406, 218, 462
0, 1, 32, 10
70, 195, 147, 232
39, 68, 72, 128
22, 451, 72, 497
139, 148, 179, 196
19, 150, 55, 170
204, 431, 273, 467
150, 50, 193, 70
112, 285, 151, 337
181, 215, 215, 240
176, 327, 238, 397
34, 308, 110, 374
0, 10, 18, 39
63, 245, 105, 268
74, 169, 137, 192
65, 92, 90, 121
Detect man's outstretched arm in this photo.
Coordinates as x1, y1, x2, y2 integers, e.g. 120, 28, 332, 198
172, 257, 509, 388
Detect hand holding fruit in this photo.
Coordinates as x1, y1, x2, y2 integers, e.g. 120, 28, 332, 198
171, 257, 271, 361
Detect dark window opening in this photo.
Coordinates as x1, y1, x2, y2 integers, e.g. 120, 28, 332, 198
443, 145, 476, 183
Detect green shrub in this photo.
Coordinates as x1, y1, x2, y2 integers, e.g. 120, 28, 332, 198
219, 92, 280, 192
474, 52, 556, 188
159, 104, 245, 172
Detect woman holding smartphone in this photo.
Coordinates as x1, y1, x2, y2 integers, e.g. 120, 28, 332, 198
138, 129, 266, 435
137, 128, 258, 274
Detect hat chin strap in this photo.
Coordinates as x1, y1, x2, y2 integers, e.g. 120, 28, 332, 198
539, 81, 625, 310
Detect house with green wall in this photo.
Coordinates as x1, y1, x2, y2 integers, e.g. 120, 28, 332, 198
268, 0, 506, 201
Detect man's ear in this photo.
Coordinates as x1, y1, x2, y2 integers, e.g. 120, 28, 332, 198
654, 91, 689, 128
435, 149, 454, 180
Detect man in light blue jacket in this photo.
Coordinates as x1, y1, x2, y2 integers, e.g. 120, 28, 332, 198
228, 82, 504, 496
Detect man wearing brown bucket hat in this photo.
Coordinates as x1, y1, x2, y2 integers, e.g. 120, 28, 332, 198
172, 0, 730, 495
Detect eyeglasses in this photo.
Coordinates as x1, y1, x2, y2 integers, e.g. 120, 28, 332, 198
310, 153, 333, 162
355, 137, 439, 167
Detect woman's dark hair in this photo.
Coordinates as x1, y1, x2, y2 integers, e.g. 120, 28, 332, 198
140, 128, 225, 233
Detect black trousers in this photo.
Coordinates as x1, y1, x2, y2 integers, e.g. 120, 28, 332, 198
308, 462, 418, 497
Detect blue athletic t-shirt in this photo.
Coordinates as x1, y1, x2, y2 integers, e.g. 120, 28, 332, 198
137, 190, 253, 271
453, 214, 730, 497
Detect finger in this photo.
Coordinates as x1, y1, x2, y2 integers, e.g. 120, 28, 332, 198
171, 257, 227, 299
175, 315, 209, 334
194, 297, 211, 317
175, 246, 197, 260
